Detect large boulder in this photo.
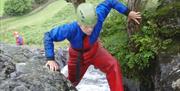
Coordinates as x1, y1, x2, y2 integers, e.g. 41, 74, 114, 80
0, 42, 77, 91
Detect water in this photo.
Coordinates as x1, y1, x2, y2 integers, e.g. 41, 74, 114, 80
61, 65, 110, 91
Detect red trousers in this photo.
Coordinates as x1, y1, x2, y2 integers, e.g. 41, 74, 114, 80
67, 37, 124, 91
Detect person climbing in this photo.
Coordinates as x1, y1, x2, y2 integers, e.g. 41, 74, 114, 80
13, 31, 24, 45
44, 0, 141, 91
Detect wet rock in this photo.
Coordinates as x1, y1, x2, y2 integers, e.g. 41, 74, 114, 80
172, 78, 180, 90
154, 53, 180, 91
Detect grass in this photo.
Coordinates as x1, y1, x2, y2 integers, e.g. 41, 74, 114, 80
0, 0, 76, 48
0, 0, 67, 31
0, 0, 104, 48
0, 0, 6, 16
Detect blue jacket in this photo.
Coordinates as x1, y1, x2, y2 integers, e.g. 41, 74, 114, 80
44, 0, 130, 60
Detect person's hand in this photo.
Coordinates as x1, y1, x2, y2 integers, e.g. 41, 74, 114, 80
128, 11, 141, 24
45, 60, 59, 71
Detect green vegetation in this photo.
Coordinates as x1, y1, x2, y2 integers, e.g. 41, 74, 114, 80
155, 1, 180, 37
0, 0, 74, 48
4, 0, 32, 16
0, 0, 103, 48
1, 0, 67, 31
156, 1, 180, 16
101, 0, 173, 78
0, 0, 6, 16
34, 0, 48, 4
0, 0, 178, 79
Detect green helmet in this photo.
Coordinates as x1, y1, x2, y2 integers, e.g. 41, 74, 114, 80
77, 3, 97, 26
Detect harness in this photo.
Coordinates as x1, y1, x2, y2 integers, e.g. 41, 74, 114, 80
73, 35, 91, 82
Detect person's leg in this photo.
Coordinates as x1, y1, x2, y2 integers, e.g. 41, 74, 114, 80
67, 48, 90, 86
91, 47, 124, 91
68, 59, 90, 86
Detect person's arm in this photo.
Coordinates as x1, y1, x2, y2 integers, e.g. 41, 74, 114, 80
96, 0, 141, 24
44, 23, 74, 71
96, 0, 129, 22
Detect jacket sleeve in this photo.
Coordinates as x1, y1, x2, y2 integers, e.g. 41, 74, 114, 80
96, 0, 130, 22
43, 23, 74, 61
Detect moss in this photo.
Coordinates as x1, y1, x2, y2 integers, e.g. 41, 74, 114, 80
156, 2, 180, 16
164, 41, 180, 54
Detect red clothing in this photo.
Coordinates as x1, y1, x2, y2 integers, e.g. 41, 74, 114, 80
68, 36, 124, 91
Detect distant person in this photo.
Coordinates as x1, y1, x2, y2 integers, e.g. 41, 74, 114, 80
13, 31, 24, 45
44, 0, 141, 91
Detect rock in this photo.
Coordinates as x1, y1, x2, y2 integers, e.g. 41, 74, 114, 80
55, 47, 69, 69
172, 78, 180, 90
154, 52, 180, 91
0, 42, 77, 91
13, 85, 30, 91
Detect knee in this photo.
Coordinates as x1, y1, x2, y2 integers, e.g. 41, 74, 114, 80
105, 60, 120, 74
111, 60, 120, 69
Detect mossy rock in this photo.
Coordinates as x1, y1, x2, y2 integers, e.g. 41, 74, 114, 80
155, 0, 180, 37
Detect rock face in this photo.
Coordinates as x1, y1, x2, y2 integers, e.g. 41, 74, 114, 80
154, 52, 180, 91
0, 42, 77, 91
153, 0, 180, 90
